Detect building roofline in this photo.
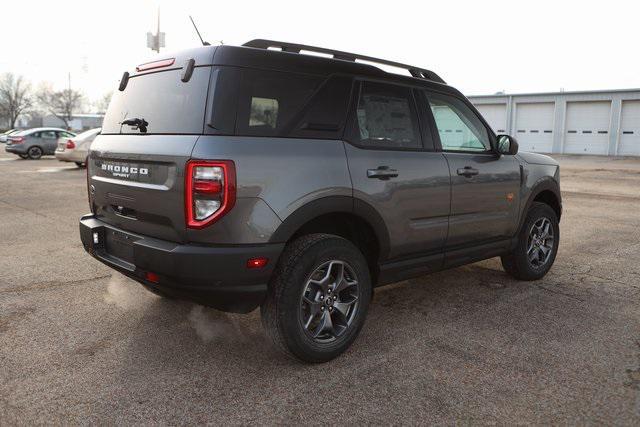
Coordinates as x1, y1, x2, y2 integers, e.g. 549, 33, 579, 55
468, 88, 640, 98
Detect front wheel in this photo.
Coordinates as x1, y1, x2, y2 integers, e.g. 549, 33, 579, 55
261, 234, 371, 363
501, 202, 559, 280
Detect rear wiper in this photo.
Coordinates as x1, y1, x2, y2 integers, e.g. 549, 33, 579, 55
121, 118, 148, 133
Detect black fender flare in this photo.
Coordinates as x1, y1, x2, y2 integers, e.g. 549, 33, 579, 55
517, 177, 562, 232
269, 196, 391, 261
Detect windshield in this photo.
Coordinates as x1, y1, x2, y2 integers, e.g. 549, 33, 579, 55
102, 67, 211, 135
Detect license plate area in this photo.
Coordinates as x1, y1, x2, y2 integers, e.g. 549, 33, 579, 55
104, 228, 139, 263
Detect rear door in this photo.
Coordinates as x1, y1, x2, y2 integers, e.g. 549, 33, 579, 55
89, 61, 213, 243
40, 130, 58, 154
344, 80, 450, 260
424, 91, 521, 249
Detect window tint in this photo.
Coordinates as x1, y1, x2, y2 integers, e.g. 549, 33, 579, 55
288, 75, 353, 139
427, 92, 491, 152
41, 131, 57, 139
102, 67, 211, 134
236, 69, 321, 137
353, 81, 420, 149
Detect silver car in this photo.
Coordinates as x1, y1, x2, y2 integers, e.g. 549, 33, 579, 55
55, 128, 101, 167
5, 127, 75, 159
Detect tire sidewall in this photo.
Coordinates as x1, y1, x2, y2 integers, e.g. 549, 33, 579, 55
517, 203, 560, 279
28, 146, 42, 160
278, 237, 371, 361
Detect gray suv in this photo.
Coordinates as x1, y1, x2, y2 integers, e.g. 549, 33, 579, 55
80, 40, 561, 363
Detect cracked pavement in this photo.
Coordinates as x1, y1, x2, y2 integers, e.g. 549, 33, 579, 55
1, 151, 639, 424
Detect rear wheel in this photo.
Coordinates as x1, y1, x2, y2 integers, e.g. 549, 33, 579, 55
75, 161, 85, 168
261, 234, 371, 363
27, 146, 42, 160
501, 202, 559, 280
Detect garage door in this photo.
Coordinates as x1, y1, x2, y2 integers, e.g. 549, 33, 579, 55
514, 103, 555, 153
564, 101, 611, 155
475, 104, 507, 134
618, 100, 640, 156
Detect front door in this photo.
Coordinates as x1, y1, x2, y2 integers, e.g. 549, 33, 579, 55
345, 81, 450, 261
425, 91, 521, 248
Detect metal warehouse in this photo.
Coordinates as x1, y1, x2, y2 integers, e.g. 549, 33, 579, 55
469, 89, 640, 156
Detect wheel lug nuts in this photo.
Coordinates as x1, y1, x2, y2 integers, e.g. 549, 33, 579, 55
320, 295, 324, 300
329, 307, 333, 312
321, 306, 325, 311
333, 296, 337, 300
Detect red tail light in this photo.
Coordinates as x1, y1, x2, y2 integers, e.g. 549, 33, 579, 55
185, 160, 236, 229
10, 136, 24, 144
66, 139, 75, 149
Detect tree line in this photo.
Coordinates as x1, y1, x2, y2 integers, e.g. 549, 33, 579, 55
0, 73, 111, 130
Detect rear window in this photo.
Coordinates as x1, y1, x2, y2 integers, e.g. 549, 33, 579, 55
102, 67, 211, 134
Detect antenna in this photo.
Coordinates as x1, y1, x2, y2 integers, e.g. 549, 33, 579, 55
189, 16, 210, 46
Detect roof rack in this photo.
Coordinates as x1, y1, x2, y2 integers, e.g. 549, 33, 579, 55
242, 39, 446, 84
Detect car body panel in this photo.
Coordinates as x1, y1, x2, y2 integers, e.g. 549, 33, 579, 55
56, 128, 101, 163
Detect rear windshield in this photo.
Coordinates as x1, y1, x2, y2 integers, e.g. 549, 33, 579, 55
102, 67, 211, 135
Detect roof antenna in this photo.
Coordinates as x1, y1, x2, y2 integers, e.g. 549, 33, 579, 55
189, 16, 210, 46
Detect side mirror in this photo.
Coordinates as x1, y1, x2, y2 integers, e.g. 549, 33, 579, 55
497, 134, 519, 155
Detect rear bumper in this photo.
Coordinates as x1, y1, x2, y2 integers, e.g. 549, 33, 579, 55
56, 148, 84, 162
79, 214, 284, 313
5, 145, 26, 154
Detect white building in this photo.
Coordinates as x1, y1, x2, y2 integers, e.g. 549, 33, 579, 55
469, 89, 640, 156
41, 113, 104, 131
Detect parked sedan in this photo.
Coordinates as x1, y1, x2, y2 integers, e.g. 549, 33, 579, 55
0, 129, 18, 143
55, 128, 101, 167
5, 128, 75, 159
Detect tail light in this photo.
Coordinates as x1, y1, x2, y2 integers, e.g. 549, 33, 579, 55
10, 136, 24, 144
185, 160, 236, 229
66, 139, 75, 149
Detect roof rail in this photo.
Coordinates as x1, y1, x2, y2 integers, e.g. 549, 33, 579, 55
242, 39, 446, 84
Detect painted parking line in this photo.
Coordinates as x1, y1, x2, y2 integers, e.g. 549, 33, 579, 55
17, 166, 79, 173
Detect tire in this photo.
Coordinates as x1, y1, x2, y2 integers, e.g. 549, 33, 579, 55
75, 161, 85, 168
27, 146, 43, 160
501, 202, 559, 281
19, 154, 28, 159
261, 234, 372, 363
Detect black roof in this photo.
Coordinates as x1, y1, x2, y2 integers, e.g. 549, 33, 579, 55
131, 41, 459, 96
212, 42, 455, 93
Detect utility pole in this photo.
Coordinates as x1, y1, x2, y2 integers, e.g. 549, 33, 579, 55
147, 7, 165, 53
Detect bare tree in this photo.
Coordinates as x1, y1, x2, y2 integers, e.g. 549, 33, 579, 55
94, 91, 113, 114
0, 73, 32, 129
37, 84, 85, 129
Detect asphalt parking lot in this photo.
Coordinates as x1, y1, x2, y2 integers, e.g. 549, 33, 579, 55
1, 150, 639, 424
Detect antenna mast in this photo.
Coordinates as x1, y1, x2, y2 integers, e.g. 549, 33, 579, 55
189, 16, 210, 46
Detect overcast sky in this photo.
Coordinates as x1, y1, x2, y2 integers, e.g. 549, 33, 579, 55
2, 0, 638, 107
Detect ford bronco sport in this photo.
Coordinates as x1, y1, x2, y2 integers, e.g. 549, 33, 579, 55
80, 40, 561, 363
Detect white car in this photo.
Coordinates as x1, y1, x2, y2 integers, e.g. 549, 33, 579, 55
55, 128, 101, 167
0, 129, 18, 143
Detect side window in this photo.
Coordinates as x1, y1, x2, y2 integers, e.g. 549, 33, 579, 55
59, 131, 74, 138
426, 92, 491, 152
352, 81, 421, 149
236, 69, 322, 137
31, 132, 41, 138
41, 131, 57, 139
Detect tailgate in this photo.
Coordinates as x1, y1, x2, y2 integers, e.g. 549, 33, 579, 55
89, 134, 199, 243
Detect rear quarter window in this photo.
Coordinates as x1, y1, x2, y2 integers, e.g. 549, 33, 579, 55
235, 69, 322, 137
102, 67, 211, 134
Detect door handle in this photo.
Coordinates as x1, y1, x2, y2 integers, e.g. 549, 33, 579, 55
367, 166, 399, 180
457, 166, 479, 177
